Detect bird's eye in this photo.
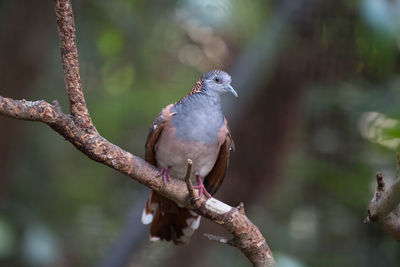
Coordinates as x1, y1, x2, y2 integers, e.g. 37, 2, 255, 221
214, 77, 221, 84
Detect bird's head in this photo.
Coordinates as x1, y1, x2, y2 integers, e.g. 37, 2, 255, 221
201, 70, 238, 98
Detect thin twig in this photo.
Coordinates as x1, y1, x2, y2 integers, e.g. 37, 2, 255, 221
375, 172, 385, 201
237, 202, 246, 215
184, 159, 195, 200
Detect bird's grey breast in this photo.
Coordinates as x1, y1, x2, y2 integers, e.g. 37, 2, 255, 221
171, 95, 223, 144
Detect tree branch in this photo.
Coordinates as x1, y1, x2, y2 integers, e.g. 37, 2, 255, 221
0, 0, 276, 266
54, 0, 92, 127
0, 97, 63, 123
369, 174, 400, 220
365, 172, 400, 243
184, 159, 195, 200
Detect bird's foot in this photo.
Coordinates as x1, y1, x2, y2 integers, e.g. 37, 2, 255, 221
193, 175, 211, 200
157, 167, 171, 185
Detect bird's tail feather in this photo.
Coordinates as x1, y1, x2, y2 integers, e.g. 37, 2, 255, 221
142, 191, 200, 244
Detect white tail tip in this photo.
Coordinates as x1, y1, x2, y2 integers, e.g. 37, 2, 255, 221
141, 209, 154, 225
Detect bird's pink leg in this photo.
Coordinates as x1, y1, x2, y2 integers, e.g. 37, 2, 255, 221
193, 175, 211, 200
157, 166, 171, 185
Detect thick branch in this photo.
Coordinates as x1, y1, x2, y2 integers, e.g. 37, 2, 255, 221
0, 0, 276, 265
199, 199, 275, 266
55, 0, 92, 127
366, 172, 400, 243
377, 213, 400, 242
0, 97, 63, 123
368, 174, 400, 220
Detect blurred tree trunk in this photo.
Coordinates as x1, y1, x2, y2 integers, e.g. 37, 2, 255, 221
0, 1, 54, 197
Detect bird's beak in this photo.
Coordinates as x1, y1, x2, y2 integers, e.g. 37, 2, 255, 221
225, 85, 238, 97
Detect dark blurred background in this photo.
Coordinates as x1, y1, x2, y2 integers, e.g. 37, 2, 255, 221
1, 0, 400, 266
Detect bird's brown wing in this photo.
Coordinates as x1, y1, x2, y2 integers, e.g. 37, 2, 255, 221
204, 120, 234, 195
145, 104, 174, 165
144, 104, 199, 244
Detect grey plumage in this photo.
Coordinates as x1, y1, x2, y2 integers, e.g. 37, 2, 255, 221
171, 94, 224, 143
171, 70, 236, 143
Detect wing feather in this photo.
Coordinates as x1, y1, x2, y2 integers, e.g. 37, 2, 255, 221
145, 104, 174, 165
203, 122, 234, 195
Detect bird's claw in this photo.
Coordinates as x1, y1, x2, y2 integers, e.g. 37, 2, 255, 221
193, 175, 211, 200
157, 167, 171, 185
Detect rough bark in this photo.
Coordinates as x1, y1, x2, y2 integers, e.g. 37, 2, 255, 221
55, 0, 92, 127
0, 0, 276, 266
365, 172, 400, 243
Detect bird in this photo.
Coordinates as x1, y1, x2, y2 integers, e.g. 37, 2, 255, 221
141, 69, 237, 244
